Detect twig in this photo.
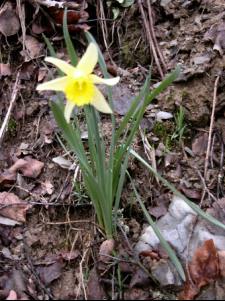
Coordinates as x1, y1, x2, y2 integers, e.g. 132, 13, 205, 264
204, 76, 220, 178
147, 0, 167, 72
196, 169, 218, 203
138, 0, 164, 79
16, 0, 26, 52
0, 72, 20, 146
77, 248, 89, 300
23, 239, 54, 299
140, 127, 159, 184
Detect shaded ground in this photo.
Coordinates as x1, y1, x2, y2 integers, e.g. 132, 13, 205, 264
0, 0, 225, 299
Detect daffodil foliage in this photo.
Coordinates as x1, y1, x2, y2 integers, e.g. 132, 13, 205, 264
37, 17, 179, 237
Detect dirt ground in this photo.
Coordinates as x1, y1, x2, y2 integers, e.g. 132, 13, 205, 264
0, 0, 225, 299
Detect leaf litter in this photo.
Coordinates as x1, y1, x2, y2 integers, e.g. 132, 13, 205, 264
0, 192, 31, 223
1, 0, 225, 299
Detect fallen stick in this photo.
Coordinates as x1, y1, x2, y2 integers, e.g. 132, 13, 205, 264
138, 0, 164, 79
147, 0, 167, 73
204, 75, 220, 178
0, 72, 20, 146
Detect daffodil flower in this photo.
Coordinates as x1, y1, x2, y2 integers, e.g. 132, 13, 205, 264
37, 43, 120, 122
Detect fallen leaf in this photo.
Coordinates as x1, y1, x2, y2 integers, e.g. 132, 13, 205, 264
0, 170, 17, 186
41, 180, 54, 195
205, 198, 225, 235
118, 261, 135, 273
0, 2, 20, 36
0, 192, 31, 223
148, 204, 167, 219
37, 260, 64, 285
52, 156, 73, 170
218, 251, 225, 277
0, 216, 20, 226
179, 186, 201, 200
19, 61, 38, 81
32, 14, 48, 35
124, 288, 150, 300
111, 85, 136, 116
99, 239, 115, 263
179, 240, 219, 300
49, 8, 89, 25
204, 22, 225, 55
87, 268, 106, 300
129, 268, 150, 288
38, 68, 48, 82
0, 63, 12, 76
190, 240, 219, 286
60, 250, 80, 261
8, 157, 44, 178
23, 35, 44, 60
192, 132, 208, 156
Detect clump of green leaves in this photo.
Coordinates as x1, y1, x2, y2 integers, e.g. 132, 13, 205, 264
8, 118, 17, 136
171, 106, 186, 144
46, 10, 179, 238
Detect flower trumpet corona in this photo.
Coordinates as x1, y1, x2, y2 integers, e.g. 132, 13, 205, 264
37, 43, 120, 122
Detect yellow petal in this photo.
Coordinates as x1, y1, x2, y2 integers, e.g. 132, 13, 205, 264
45, 57, 75, 76
91, 87, 112, 114
64, 100, 75, 123
36, 76, 68, 91
77, 43, 98, 75
90, 74, 120, 86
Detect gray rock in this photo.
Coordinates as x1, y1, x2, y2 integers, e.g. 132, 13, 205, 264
135, 195, 225, 287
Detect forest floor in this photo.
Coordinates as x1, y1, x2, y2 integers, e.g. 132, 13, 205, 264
0, 0, 225, 299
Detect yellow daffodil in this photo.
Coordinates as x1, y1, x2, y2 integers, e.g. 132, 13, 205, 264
37, 43, 120, 122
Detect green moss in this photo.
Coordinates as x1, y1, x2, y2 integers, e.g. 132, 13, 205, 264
152, 121, 176, 150
181, 89, 189, 100
8, 118, 17, 136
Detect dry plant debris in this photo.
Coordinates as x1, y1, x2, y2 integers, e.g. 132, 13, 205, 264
1, 0, 225, 299
0, 192, 31, 223
179, 240, 220, 300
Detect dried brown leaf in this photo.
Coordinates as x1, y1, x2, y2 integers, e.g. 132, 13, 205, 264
9, 157, 44, 178
218, 251, 225, 278
87, 268, 106, 300
0, 170, 16, 186
19, 61, 38, 81
179, 239, 219, 300
37, 260, 64, 285
0, 2, 20, 36
0, 192, 31, 223
179, 186, 201, 200
38, 68, 48, 82
129, 268, 150, 288
99, 239, 115, 263
22, 35, 44, 60
204, 22, 225, 55
124, 288, 150, 300
192, 132, 208, 156
60, 250, 80, 261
